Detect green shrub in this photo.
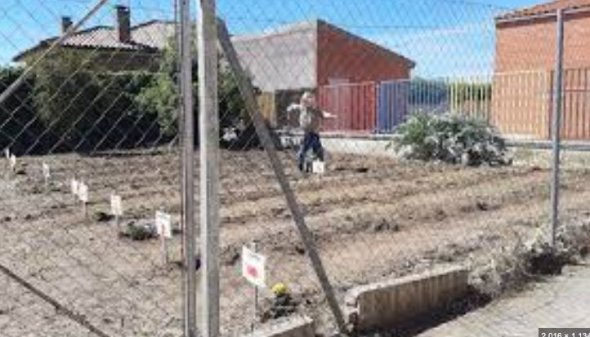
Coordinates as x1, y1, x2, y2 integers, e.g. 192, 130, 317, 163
33, 50, 161, 152
119, 221, 156, 241
136, 40, 256, 148
391, 112, 510, 166
0, 66, 48, 154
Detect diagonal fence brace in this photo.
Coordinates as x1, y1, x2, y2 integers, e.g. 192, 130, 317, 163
216, 18, 348, 335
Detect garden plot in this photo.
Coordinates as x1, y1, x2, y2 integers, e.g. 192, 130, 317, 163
1, 149, 589, 336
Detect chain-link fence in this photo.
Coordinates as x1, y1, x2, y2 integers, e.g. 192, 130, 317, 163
0, 1, 185, 336
2, 0, 590, 337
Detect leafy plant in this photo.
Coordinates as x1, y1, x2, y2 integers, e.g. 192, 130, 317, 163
0, 66, 44, 154
136, 39, 257, 148
391, 112, 511, 166
33, 49, 161, 152
119, 221, 156, 241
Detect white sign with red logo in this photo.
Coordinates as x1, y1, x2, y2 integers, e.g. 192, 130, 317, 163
241, 246, 266, 288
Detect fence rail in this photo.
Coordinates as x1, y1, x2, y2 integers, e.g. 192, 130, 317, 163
264, 69, 590, 141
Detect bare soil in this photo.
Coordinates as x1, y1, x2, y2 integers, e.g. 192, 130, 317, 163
1, 148, 589, 337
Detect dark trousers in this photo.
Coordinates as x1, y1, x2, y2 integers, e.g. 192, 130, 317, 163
298, 132, 324, 171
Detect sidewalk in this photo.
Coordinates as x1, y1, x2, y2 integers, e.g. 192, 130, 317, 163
418, 262, 590, 337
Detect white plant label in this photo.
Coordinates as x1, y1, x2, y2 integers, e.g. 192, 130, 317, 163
4, 148, 9, 160
241, 246, 266, 288
9, 154, 16, 169
71, 179, 79, 195
111, 194, 123, 216
312, 160, 325, 174
78, 182, 89, 203
155, 211, 172, 239
42, 163, 50, 180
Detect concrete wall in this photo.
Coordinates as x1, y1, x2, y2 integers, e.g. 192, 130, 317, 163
281, 132, 396, 157
346, 266, 469, 333
232, 22, 317, 92
242, 316, 314, 337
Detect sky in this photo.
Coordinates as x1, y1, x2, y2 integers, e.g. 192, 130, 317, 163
0, 0, 544, 77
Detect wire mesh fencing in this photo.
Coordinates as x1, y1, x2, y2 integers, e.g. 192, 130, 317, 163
2, 0, 590, 337
0, 1, 186, 336
215, 0, 590, 336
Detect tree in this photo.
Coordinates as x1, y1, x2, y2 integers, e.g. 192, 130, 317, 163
136, 39, 257, 148
33, 49, 159, 152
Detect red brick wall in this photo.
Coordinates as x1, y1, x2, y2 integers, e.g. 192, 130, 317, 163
495, 12, 590, 72
495, 17, 556, 73
493, 12, 590, 139
316, 22, 411, 86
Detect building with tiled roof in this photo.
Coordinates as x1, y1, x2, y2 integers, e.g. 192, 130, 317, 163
14, 6, 176, 72
15, 6, 413, 91
496, 0, 590, 21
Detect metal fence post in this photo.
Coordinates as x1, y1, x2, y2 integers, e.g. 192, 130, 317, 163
180, 0, 198, 336
550, 8, 565, 248
198, 1, 220, 337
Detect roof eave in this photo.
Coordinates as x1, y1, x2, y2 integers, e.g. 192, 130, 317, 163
13, 43, 160, 62
13, 41, 53, 62
496, 5, 590, 25
317, 19, 416, 70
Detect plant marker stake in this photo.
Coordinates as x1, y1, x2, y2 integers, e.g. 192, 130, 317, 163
9, 154, 16, 173
156, 211, 172, 265
42, 163, 50, 192
111, 194, 122, 228
251, 241, 259, 333
79, 182, 88, 220
71, 178, 79, 203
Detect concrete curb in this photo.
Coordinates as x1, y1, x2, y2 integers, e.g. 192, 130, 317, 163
345, 266, 469, 333
242, 316, 314, 337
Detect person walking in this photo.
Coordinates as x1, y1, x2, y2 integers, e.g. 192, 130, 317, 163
287, 91, 337, 172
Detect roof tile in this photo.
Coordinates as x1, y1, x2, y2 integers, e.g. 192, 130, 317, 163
498, 0, 590, 21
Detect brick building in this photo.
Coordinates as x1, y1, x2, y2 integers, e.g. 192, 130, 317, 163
15, 9, 414, 133
14, 6, 174, 72
233, 19, 415, 130
492, 0, 590, 140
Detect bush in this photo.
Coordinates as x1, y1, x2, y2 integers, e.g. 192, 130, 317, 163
136, 40, 257, 148
391, 112, 511, 166
0, 66, 48, 154
5, 42, 257, 154
33, 50, 161, 152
